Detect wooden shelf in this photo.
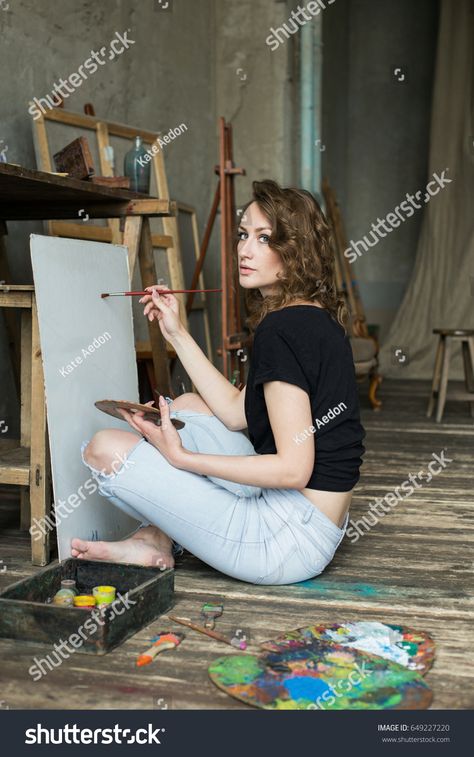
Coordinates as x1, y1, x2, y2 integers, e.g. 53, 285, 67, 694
0, 163, 175, 221
0, 446, 30, 486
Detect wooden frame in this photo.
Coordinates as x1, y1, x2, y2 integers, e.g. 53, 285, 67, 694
177, 202, 213, 364
0, 285, 51, 566
32, 109, 189, 334
0, 162, 177, 564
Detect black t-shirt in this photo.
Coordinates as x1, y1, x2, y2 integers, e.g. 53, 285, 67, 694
244, 305, 366, 492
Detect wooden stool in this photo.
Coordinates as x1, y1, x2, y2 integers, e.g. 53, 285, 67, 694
427, 329, 474, 423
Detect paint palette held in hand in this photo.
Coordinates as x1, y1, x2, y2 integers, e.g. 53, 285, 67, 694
95, 400, 185, 430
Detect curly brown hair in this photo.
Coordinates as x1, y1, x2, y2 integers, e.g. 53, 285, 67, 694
239, 179, 347, 332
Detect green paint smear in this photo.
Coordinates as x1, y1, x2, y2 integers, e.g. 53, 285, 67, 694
210, 655, 262, 686
399, 641, 419, 656
323, 689, 403, 711
274, 699, 302, 710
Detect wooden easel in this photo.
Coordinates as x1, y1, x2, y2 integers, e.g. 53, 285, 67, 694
32, 108, 194, 396
323, 178, 368, 338
177, 202, 213, 364
186, 117, 249, 385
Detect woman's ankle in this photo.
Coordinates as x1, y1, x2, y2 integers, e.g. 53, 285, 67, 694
131, 525, 173, 549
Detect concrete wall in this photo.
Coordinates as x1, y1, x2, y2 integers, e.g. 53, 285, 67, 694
210, 0, 296, 356
322, 0, 439, 340
215, 0, 296, 197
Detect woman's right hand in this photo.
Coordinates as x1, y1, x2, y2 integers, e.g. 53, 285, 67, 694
139, 285, 185, 342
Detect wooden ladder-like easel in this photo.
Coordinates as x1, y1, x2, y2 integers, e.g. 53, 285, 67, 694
186, 117, 249, 386
32, 108, 204, 396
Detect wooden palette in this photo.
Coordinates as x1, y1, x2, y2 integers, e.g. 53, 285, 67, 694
208, 638, 433, 710
95, 400, 185, 430
259, 622, 435, 676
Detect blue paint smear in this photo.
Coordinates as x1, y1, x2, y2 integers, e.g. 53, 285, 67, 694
296, 579, 382, 596
285, 676, 331, 702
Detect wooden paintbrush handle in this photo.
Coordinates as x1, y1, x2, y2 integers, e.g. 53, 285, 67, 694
168, 614, 232, 646
136, 641, 176, 667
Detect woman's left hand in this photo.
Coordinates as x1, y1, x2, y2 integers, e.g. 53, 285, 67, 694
118, 396, 186, 467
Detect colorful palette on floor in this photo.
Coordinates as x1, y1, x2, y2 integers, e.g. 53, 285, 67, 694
209, 638, 432, 710
260, 621, 435, 675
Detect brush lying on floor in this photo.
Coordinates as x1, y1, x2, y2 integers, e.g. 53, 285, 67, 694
136, 631, 184, 667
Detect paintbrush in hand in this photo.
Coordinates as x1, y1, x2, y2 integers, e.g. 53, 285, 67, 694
101, 288, 222, 298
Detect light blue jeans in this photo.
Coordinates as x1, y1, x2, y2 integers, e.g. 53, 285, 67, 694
81, 398, 349, 585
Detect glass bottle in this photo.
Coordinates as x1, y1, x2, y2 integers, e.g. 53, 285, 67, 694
61, 579, 78, 595
124, 135, 150, 194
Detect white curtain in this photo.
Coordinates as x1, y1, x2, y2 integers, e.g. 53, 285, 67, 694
379, 0, 474, 379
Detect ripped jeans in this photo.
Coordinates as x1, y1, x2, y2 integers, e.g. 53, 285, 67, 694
81, 398, 349, 585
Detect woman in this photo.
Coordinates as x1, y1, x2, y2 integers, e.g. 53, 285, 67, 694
71, 179, 365, 585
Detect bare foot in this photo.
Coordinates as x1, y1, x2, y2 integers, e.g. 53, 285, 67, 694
70, 529, 175, 569
130, 525, 173, 552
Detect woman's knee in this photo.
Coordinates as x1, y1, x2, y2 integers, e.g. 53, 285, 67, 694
83, 429, 140, 474
170, 392, 213, 416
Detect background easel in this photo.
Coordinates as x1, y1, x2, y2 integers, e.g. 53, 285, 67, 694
186, 117, 249, 387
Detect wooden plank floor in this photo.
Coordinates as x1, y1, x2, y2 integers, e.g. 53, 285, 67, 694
0, 379, 473, 710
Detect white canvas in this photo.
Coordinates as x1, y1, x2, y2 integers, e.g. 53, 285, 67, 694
30, 234, 141, 560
